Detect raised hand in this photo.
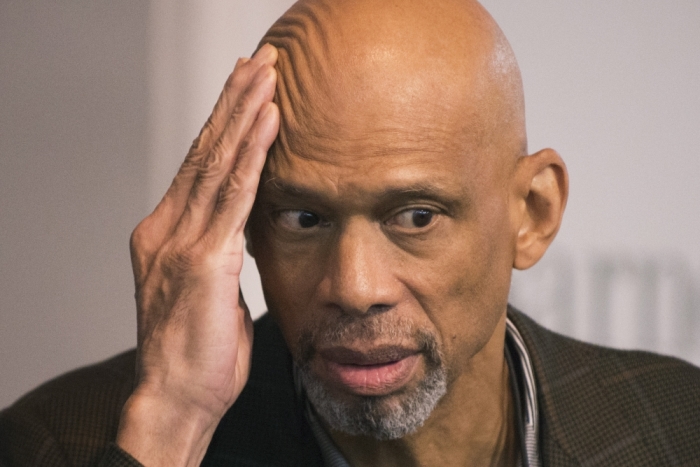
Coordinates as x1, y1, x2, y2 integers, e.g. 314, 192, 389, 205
115, 44, 279, 467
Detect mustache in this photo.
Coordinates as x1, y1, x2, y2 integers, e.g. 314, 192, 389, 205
297, 314, 444, 368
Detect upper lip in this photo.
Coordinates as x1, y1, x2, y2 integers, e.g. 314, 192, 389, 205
318, 345, 419, 366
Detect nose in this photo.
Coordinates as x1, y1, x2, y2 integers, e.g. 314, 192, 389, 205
322, 218, 400, 317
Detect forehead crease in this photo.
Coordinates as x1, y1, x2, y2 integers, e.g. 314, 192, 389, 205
261, 2, 337, 146
340, 124, 461, 157
263, 1, 333, 70
260, 0, 526, 173
262, 160, 463, 205
272, 124, 463, 172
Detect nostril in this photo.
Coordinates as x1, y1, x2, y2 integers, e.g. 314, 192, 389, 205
367, 304, 392, 315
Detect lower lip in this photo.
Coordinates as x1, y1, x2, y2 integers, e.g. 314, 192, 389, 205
322, 354, 421, 396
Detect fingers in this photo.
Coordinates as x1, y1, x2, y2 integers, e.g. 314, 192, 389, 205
175, 58, 278, 239
147, 45, 278, 246
122, 47, 278, 466
209, 101, 280, 244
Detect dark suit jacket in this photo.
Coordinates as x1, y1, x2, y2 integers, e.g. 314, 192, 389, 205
2, 308, 700, 466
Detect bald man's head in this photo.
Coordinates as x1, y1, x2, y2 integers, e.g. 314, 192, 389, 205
260, 0, 526, 169
248, 0, 568, 443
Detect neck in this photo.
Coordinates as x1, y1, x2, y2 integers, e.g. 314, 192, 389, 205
328, 316, 517, 467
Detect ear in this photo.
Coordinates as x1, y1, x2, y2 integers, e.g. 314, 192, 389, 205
511, 148, 568, 270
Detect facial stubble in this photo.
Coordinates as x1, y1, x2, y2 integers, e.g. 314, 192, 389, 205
296, 316, 448, 440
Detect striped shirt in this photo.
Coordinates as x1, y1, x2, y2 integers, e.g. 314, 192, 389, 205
297, 317, 541, 467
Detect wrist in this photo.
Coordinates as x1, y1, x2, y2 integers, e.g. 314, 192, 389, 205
116, 391, 221, 467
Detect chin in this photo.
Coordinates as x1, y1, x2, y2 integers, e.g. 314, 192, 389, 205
299, 358, 448, 440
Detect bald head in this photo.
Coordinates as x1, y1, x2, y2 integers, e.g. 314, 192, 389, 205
260, 0, 526, 166
249, 0, 568, 447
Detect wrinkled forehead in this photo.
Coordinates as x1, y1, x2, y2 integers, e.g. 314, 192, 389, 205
259, 0, 524, 172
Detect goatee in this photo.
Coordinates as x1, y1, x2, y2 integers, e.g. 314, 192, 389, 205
296, 316, 448, 440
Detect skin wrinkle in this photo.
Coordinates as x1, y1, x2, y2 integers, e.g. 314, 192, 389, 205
263, 3, 337, 165
261, 0, 526, 182
245, 1, 563, 465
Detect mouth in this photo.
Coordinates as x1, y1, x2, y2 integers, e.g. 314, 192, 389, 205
317, 346, 422, 396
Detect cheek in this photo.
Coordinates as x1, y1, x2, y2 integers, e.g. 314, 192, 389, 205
406, 199, 513, 364
251, 226, 326, 354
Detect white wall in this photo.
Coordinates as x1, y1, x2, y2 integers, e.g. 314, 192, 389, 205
0, 1, 150, 409
481, 1, 700, 363
2, 0, 698, 410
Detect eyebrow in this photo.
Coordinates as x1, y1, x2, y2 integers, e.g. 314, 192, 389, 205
260, 179, 464, 211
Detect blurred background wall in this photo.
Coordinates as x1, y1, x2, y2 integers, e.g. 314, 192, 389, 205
1, 0, 698, 410
1, 1, 150, 410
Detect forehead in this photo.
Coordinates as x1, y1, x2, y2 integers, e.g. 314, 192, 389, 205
262, 2, 506, 157
262, 59, 500, 204
265, 37, 491, 195
266, 141, 464, 187
259, 0, 522, 198
260, 126, 503, 212
270, 42, 484, 164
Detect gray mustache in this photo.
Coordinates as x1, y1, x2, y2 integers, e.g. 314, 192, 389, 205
297, 315, 444, 369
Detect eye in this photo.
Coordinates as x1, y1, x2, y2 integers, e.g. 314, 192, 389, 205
388, 208, 435, 229
276, 210, 323, 230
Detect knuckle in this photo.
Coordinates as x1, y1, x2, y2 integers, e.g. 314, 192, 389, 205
226, 66, 248, 92
159, 238, 224, 278
159, 244, 196, 277
225, 172, 245, 194
189, 148, 226, 200
217, 173, 256, 213
179, 154, 201, 180
224, 71, 237, 91
201, 142, 226, 174
130, 218, 154, 255
189, 134, 205, 158
180, 147, 208, 181
231, 91, 254, 121
188, 122, 214, 161
130, 219, 159, 280
130, 222, 146, 251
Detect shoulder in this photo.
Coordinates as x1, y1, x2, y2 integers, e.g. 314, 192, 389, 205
0, 315, 321, 467
508, 306, 700, 466
0, 349, 136, 466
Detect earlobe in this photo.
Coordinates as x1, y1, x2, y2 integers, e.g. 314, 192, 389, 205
512, 148, 568, 270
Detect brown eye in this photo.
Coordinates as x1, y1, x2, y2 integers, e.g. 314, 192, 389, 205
390, 209, 435, 229
277, 210, 321, 230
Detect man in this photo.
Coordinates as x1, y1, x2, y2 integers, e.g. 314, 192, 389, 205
1, 0, 699, 466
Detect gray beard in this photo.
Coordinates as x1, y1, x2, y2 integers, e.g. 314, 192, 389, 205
299, 359, 448, 440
